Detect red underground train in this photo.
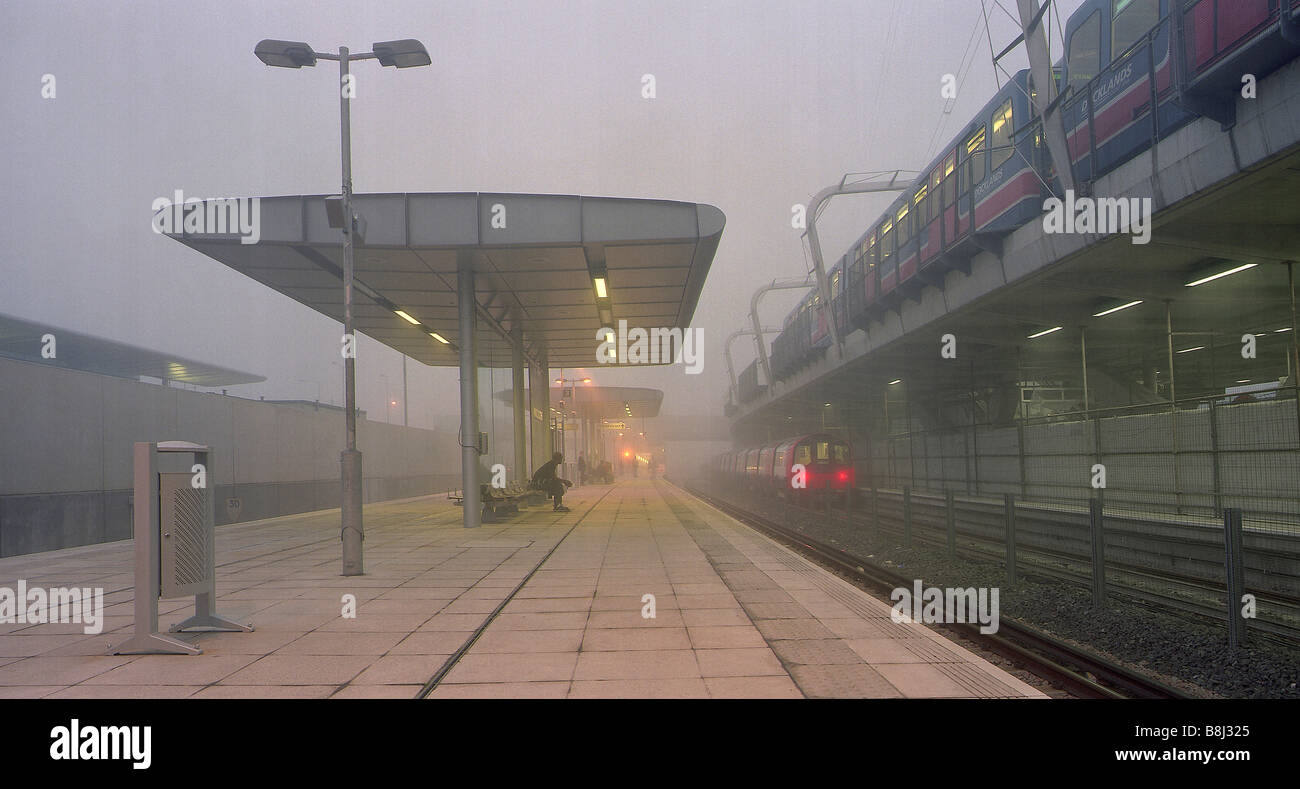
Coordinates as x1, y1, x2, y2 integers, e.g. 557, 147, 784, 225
716, 433, 854, 501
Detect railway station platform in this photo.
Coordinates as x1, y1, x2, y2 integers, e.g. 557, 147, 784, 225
0, 480, 1043, 699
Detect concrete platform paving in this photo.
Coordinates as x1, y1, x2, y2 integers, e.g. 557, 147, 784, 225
0, 480, 1044, 699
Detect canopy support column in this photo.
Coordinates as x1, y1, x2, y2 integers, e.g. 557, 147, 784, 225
458, 249, 481, 529
529, 351, 551, 471
512, 325, 528, 481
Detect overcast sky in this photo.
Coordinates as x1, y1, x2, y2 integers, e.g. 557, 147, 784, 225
3, 0, 1088, 429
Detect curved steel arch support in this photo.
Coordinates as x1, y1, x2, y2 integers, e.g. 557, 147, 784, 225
725, 325, 781, 405
803, 170, 919, 359
749, 277, 814, 388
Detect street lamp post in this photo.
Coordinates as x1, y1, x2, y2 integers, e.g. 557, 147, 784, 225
255, 38, 430, 576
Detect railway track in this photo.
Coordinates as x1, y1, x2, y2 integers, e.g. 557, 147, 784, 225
680, 482, 1192, 699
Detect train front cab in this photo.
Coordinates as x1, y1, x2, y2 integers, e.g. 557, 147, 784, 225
786, 435, 854, 503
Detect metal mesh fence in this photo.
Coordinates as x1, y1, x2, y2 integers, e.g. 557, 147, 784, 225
863, 388, 1300, 529
850, 387, 1300, 642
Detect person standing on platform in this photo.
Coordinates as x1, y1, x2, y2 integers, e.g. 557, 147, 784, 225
532, 451, 573, 512
577, 452, 587, 486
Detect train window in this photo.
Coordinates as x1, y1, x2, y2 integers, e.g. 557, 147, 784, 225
795, 444, 811, 465
1112, 0, 1158, 60
833, 444, 849, 462
964, 126, 987, 188
913, 184, 928, 226
1068, 11, 1101, 93
867, 231, 877, 266
880, 218, 894, 263
990, 99, 1014, 170
896, 203, 910, 245
815, 441, 830, 461
831, 270, 841, 298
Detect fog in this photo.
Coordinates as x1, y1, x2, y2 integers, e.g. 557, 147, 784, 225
2, 0, 1088, 428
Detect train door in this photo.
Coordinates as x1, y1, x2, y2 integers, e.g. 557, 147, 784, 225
940, 149, 958, 252
895, 200, 916, 284
958, 123, 987, 240
864, 230, 879, 306
792, 440, 813, 499
830, 265, 846, 340
879, 215, 897, 293
918, 166, 942, 270
847, 244, 863, 326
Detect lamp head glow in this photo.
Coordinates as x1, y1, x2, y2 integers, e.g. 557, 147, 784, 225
429, 332, 449, 344
395, 310, 420, 325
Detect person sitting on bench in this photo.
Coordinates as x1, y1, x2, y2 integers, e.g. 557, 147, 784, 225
531, 451, 573, 512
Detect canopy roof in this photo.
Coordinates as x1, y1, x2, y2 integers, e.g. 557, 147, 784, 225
496, 384, 664, 420
162, 192, 725, 368
0, 313, 265, 386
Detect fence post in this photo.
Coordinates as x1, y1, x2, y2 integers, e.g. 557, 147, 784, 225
1092, 413, 1104, 507
871, 480, 879, 528
903, 486, 912, 547
946, 489, 956, 558
1016, 417, 1027, 499
1223, 507, 1247, 649
1090, 498, 1106, 609
1004, 493, 1017, 584
1209, 397, 1223, 517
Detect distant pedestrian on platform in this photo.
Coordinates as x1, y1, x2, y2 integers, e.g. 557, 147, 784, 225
532, 451, 573, 512
578, 452, 587, 486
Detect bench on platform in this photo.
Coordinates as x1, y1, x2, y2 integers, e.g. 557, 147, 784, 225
447, 481, 545, 521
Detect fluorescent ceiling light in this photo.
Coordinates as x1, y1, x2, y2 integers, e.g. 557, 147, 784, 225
1027, 326, 1063, 339
1092, 300, 1143, 317
1184, 263, 1256, 287
1176, 345, 1205, 354
1276, 327, 1293, 333
395, 310, 420, 325
429, 332, 449, 344
888, 379, 902, 385
593, 277, 608, 298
